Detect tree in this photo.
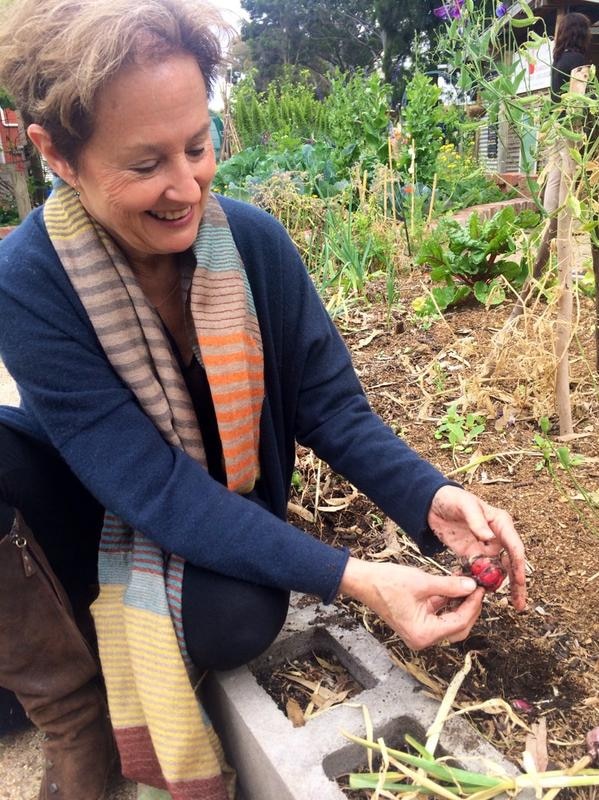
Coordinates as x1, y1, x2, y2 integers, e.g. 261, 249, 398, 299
375, 0, 440, 99
240, 0, 441, 100
240, 0, 381, 90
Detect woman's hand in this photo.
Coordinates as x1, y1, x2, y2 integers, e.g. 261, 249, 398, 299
339, 558, 484, 650
428, 484, 527, 612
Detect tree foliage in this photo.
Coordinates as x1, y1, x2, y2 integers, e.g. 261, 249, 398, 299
240, 0, 380, 90
240, 0, 440, 94
375, 0, 439, 91
0, 86, 15, 109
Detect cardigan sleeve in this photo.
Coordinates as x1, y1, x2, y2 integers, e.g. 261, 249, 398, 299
279, 233, 450, 555
0, 214, 349, 603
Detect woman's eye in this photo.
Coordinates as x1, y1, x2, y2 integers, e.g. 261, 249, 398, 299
131, 162, 158, 174
187, 148, 205, 159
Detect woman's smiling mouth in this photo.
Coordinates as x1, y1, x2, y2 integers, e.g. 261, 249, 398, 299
147, 206, 192, 221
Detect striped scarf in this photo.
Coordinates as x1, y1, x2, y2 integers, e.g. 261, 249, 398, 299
44, 183, 265, 799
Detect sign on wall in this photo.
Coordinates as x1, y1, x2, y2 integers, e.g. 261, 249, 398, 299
513, 39, 553, 94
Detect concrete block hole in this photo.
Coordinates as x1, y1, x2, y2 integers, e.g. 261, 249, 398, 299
323, 716, 439, 793
250, 625, 377, 720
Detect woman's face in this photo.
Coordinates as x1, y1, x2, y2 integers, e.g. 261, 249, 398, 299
73, 53, 216, 268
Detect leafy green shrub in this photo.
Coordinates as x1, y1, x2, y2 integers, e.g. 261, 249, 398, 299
224, 69, 393, 201
320, 70, 391, 173
232, 70, 328, 148
0, 204, 18, 225
213, 140, 349, 200
397, 72, 444, 188
413, 206, 541, 315
434, 143, 509, 211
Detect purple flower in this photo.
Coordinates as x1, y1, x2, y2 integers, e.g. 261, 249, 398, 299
496, 2, 507, 17
433, 0, 464, 20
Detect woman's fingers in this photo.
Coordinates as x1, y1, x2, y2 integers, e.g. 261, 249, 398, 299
428, 486, 528, 612
396, 574, 483, 650
433, 587, 486, 644
481, 500, 527, 611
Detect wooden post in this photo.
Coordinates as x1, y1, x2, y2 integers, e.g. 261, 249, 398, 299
554, 147, 574, 435
496, 106, 511, 175
554, 65, 590, 436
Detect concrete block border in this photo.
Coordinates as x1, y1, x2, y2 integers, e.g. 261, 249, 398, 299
204, 596, 529, 800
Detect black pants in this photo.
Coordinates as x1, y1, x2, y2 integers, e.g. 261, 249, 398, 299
0, 423, 289, 676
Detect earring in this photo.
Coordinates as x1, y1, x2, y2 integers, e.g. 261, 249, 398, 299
72, 185, 80, 198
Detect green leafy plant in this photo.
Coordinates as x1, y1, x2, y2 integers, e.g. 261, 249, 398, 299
232, 69, 328, 149
434, 402, 486, 455
345, 732, 599, 797
0, 200, 19, 226
397, 72, 445, 189
314, 209, 377, 315
344, 652, 599, 798
434, 143, 509, 212
414, 206, 541, 316
213, 140, 349, 200
433, 0, 599, 246
321, 69, 391, 172
223, 69, 393, 202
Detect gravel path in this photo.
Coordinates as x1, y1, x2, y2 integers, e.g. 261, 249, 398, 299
0, 360, 137, 799
0, 724, 136, 799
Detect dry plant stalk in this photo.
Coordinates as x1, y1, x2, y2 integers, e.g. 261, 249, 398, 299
461, 288, 590, 421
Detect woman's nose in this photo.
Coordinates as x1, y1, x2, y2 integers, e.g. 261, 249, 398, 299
163, 157, 205, 203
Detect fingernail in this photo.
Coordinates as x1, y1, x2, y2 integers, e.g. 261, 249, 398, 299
460, 577, 477, 592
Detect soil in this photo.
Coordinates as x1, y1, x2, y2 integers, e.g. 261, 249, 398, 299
1, 255, 598, 798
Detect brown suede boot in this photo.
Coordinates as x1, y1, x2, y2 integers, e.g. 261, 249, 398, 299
0, 512, 115, 799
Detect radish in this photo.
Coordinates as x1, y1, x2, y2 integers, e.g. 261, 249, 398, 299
462, 555, 506, 592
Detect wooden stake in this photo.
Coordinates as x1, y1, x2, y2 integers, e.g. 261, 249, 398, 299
383, 172, 388, 220
427, 172, 438, 227
555, 65, 590, 435
555, 147, 575, 436
410, 139, 416, 240
593, 240, 599, 373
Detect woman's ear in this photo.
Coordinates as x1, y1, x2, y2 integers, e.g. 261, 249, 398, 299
27, 124, 78, 188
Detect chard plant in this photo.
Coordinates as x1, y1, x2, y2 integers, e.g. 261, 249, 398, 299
414, 205, 541, 317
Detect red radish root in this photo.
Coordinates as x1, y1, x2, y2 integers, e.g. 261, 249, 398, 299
462, 555, 506, 592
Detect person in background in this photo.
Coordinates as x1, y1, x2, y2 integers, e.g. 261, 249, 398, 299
0, 0, 527, 797
550, 12, 592, 104
531, 12, 592, 278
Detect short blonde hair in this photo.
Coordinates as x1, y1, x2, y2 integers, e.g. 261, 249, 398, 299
0, 0, 227, 164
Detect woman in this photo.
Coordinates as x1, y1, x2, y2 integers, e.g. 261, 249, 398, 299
544, 11, 592, 213
550, 12, 592, 105
530, 12, 592, 279
0, 0, 527, 798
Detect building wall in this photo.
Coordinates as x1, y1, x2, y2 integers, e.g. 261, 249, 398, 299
0, 108, 26, 170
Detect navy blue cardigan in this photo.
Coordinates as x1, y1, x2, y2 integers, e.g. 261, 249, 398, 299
0, 196, 447, 602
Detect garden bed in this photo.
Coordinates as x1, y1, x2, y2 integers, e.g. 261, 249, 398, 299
287, 263, 599, 795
